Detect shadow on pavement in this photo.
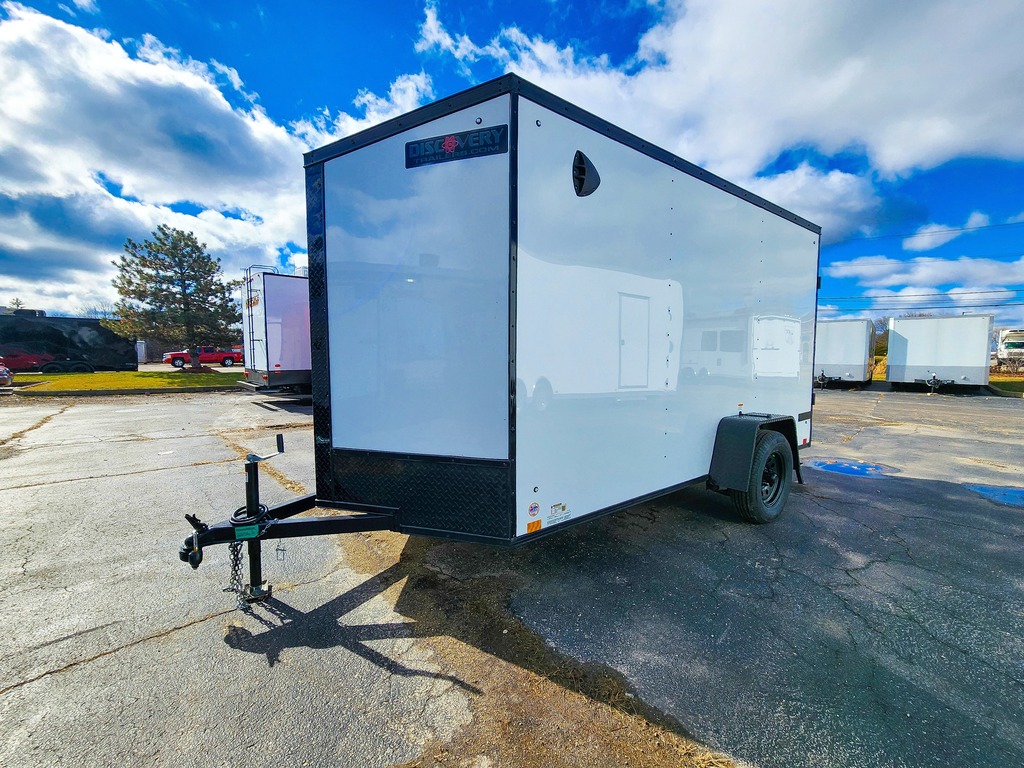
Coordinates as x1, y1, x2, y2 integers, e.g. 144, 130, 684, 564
222, 467, 1024, 768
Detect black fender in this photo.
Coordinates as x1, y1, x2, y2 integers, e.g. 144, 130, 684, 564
707, 413, 803, 493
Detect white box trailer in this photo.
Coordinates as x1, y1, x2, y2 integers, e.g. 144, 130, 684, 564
240, 269, 312, 393
177, 75, 821, 589
814, 318, 875, 386
886, 315, 993, 388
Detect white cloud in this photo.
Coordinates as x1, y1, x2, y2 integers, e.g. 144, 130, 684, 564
746, 164, 880, 244
416, 0, 1024, 233
902, 212, 991, 251
0, 4, 430, 314
291, 73, 434, 151
826, 254, 1024, 290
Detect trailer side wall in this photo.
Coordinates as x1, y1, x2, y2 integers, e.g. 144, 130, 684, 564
514, 99, 819, 538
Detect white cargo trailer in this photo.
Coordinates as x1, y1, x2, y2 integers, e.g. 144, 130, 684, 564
240, 268, 312, 393
886, 315, 993, 389
814, 318, 875, 386
178, 75, 822, 590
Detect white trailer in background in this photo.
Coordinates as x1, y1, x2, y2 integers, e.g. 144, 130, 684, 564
996, 328, 1024, 367
240, 268, 312, 394
177, 74, 823, 598
814, 318, 875, 387
886, 314, 993, 390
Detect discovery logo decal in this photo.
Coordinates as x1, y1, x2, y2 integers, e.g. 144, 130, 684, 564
405, 125, 508, 168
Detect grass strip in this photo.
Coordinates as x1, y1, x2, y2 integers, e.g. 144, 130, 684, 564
20, 370, 239, 392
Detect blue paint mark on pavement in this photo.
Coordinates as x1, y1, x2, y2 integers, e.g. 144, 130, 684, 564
965, 484, 1024, 508
805, 459, 897, 477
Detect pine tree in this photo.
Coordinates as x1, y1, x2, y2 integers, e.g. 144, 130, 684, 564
110, 225, 240, 366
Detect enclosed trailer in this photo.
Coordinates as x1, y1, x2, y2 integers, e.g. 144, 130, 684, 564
814, 318, 875, 386
0, 313, 136, 373
886, 315, 993, 389
178, 75, 821, 597
240, 268, 312, 393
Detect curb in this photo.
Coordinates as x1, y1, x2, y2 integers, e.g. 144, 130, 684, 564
985, 384, 1024, 399
16, 385, 243, 397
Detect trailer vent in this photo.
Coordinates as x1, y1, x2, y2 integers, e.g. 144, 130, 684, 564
572, 150, 601, 197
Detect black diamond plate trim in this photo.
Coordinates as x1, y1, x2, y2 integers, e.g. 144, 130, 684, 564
305, 164, 335, 498
325, 450, 512, 541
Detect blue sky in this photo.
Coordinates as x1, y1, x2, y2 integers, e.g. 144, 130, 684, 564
1, 0, 1023, 326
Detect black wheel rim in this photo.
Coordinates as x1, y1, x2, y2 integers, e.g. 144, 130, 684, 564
761, 452, 783, 506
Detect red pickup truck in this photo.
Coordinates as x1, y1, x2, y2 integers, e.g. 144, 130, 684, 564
163, 346, 243, 368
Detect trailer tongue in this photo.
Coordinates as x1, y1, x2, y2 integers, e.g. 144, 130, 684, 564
177, 73, 821, 603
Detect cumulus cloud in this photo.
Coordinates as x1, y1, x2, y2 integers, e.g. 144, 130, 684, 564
291, 73, 434, 150
0, 4, 431, 313
902, 212, 991, 251
415, 0, 1024, 233
825, 254, 1024, 289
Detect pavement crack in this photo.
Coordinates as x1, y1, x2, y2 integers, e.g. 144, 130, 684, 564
0, 404, 74, 448
0, 610, 234, 697
0, 457, 239, 491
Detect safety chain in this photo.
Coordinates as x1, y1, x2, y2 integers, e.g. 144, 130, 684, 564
225, 541, 246, 610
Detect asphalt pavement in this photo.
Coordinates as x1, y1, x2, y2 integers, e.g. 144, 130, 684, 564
0, 385, 1021, 767
493, 385, 1024, 767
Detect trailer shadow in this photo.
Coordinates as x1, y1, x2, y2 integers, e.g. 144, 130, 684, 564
222, 562, 482, 694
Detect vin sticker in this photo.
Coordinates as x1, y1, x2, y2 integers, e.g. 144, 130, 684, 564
406, 125, 508, 168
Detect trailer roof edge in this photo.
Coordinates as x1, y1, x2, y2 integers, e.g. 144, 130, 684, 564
303, 73, 822, 235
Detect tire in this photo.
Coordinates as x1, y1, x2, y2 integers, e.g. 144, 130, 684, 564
41, 362, 64, 373
171, 357, 186, 368
730, 430, 793, 523
69, 362, 92, 373
221, 357, 234, 367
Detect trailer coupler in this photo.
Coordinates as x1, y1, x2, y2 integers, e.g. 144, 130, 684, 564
915, 373, 955, 393
177, 434, 396, 605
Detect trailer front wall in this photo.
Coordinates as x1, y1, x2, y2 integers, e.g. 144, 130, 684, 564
322, 96, 511, 461
514, 99, 819, 539
886, 315, 993, 385
814, 319, 874, 381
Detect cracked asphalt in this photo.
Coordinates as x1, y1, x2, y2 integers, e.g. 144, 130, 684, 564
0, 385, 1021, 767
0, 393, 470, 767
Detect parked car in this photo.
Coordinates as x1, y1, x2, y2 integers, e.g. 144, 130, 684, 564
163, 346, 243, 368
0, 357, 13, 386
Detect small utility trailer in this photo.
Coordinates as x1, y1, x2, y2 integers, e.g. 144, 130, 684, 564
886, 315, 993, 392
239, 267, 312, 394
178, 74, 821, 601
814, 318, 875, 387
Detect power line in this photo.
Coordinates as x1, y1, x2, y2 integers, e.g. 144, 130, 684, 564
821, 288, 1024, 301
818, 301, 1024, 312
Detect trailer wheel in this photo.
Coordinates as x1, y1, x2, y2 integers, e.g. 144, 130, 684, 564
69, 362, 93, 373
730, 430, 792, 523
171, 357, 186, 368
41, 362, 64, 373
221, 357, 234, 367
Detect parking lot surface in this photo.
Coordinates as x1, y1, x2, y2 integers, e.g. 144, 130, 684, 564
0, 386, 1021, 767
